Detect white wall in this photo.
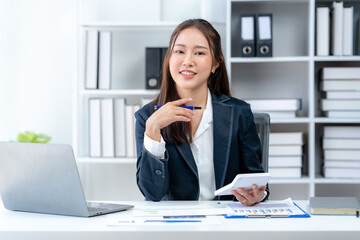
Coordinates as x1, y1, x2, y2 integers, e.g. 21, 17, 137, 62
0, 0, 77, 144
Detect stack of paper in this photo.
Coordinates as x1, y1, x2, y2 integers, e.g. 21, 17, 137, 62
320, 67, 360, 118
268, 132, 304, 178
323, 126, 360, 178
245, 99, 301, 119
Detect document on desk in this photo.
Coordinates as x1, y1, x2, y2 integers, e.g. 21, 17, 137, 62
224, 198, 310, 218
107, 215, 223, 226
106, 202, 230, 226
131, 202, 232, 217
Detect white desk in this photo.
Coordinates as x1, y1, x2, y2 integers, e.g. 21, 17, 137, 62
0, 200, 359, 240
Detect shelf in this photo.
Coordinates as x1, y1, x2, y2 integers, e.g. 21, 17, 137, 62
270, 118, 311, 124
270, 177, 311, 184
230, 56, 310, 63
81, 21, 226, 29
314, 118, 360, 124
313, 56, 360, 62
81, 21, 181, 28
76, 157, 137, 164
314, 177, 360, 184
79, 89, 159, 96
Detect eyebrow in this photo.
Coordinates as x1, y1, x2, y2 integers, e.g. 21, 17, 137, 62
174, 44, 209, 50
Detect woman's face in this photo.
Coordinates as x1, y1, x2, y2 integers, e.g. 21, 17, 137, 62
169, 27, 218, 92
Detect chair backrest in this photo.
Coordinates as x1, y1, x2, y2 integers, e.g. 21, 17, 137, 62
252, 112, 270, 173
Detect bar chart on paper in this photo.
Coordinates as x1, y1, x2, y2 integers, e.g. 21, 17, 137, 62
225, 198, 310, 218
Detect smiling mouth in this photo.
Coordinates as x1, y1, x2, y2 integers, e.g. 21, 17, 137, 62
180, 71, 197, 76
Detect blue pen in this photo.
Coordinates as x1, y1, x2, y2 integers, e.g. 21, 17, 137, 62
144, 220, 202, 223
154, 105, 202, 111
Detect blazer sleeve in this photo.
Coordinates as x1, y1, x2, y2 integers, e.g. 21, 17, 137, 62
134, 109, 170, 201
239, 105, 270, 201
238, 105, 263, 172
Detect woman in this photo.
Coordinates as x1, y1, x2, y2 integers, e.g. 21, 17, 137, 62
135, 19, 269, 205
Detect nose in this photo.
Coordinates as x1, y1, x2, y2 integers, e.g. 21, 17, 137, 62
182, 52, 194, 67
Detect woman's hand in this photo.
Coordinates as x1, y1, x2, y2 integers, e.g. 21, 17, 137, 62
231, 184, 266, 206
145, 98, 194, 142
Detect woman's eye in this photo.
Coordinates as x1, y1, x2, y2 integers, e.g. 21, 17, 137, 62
174, 50, 184, 54
195, 52, 205, 55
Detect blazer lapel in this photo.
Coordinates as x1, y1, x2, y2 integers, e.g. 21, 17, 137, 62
175, 141, 198, 178
212, 95, 233, 189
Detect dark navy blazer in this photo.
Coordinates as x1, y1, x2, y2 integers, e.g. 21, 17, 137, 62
135, 92, 268, 201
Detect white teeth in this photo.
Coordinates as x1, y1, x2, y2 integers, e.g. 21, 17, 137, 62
181, 71, 195, 75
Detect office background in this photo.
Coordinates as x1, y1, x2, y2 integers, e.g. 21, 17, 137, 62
1, 0, 360, 201
0, 0, 75, 144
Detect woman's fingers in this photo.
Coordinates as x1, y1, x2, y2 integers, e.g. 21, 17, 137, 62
147, 98, 195, 132
231, 186, 266, 206
231, 190, 247, 204
169, 97, 193, 106
156, 99, 195, 123
174, 115, 192, 122
172, 107, 194, 119
252, 184, 260, 197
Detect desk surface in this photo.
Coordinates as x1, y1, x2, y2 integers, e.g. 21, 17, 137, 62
1, 200, 359, 240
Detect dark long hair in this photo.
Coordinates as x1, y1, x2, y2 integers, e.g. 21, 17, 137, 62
155, 19, 230, 143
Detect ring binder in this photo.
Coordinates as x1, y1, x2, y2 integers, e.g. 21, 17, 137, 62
146, 47, 161, 89
358, 19, 360, 55
85, 30, 99, 89
331, 1, 343, 56
316, 7, 330, 56
256, 14, 273, 57
239, 15, 256, 57
145, 47, 168, 89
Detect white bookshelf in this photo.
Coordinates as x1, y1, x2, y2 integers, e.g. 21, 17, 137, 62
227, 0, 360, 200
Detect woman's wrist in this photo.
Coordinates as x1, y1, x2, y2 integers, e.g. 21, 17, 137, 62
145, 122, 161, 142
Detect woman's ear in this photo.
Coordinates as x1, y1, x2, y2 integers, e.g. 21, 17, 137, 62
212, 62, 220, 74
212, 56, 223, 73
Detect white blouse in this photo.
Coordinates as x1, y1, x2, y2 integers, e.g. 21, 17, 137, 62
143, 90, 216, 200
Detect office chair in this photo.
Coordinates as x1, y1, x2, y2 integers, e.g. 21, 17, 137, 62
252, 112, 270, 173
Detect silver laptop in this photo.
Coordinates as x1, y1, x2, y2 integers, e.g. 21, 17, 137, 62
0, 142, 133, 217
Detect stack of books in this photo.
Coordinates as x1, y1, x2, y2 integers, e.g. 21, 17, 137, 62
323, 126, 360, 178
245, 99, 301, 119
316, 2, 355, 56
268, 132, 304, 178
89, 98, 140, 158
320, 67, 360, 118
310, 197, 360, 215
